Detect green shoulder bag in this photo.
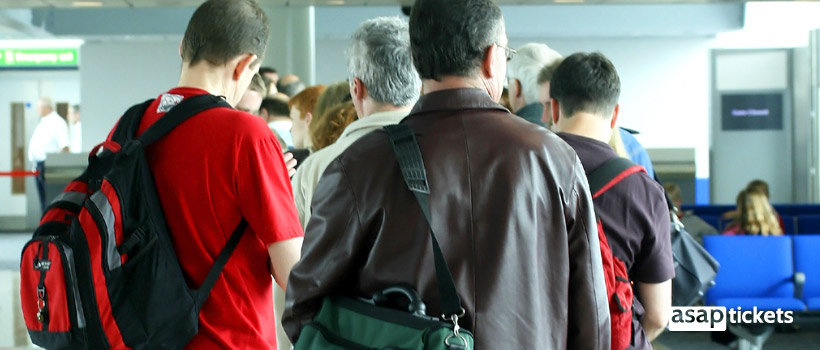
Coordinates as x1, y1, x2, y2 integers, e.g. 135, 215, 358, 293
293, 123, 474, 350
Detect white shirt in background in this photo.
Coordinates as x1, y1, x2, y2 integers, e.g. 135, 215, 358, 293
69, 121, 82, 153
28, 111, 70, 163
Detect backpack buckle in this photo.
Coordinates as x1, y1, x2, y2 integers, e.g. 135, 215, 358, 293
121, 140, 143, 157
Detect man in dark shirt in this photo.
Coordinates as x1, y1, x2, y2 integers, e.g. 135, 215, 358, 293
549, 52, 674, 349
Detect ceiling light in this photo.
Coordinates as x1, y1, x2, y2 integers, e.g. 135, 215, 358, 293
72, 1, 103, 7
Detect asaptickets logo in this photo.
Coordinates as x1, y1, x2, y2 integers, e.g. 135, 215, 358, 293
669, 307, 794, 332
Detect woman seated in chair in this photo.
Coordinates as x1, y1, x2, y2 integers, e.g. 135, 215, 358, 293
723, 188, 783, 236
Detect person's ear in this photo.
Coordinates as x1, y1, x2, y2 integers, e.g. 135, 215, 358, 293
352, 78, 366, 101
551, 98, 561, 126
178, 40, 183, 58
233, 54, 258, 81
610, 104, 620, 129
305, 112, 313, 126
513, 79, 522, 98
481, 44, 499, 79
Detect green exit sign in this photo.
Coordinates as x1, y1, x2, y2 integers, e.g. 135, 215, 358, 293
0, 48, 79, 68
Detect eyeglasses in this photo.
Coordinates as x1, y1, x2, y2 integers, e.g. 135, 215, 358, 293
496, 43, 517, 62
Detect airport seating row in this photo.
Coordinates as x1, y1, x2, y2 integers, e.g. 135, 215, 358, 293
704, 235, 820, 312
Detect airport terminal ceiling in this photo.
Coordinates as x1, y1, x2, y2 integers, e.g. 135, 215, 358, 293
0, 0, 784, 8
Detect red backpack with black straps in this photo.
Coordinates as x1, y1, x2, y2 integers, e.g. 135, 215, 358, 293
19, 94, 247, 350
587, 157, 647, 350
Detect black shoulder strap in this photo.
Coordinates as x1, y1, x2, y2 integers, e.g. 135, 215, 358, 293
587, 157, 645, 199
110, 99, 154, 145
194, 219, 248, 309
138, 94, 232, 147
384, 124, 464, 319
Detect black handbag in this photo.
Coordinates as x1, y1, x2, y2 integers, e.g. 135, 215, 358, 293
669, 211, 721, 306
293, 123, 474, 350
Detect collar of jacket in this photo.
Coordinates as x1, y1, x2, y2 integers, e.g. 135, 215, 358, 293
339, 109, 409, 140
409, 88, 509, 116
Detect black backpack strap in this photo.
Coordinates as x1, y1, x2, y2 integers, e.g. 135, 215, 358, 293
110, 99, 154, 146
384, 124, 465, 320
137, 94, 232, 147
194, 219, 248, 309
587, 157, 646, 199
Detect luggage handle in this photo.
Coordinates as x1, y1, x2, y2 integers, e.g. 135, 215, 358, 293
371, 285, 427, 317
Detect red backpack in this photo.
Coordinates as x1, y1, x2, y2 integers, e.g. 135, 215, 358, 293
19, 95, 246, 350
587, 157, 647, 350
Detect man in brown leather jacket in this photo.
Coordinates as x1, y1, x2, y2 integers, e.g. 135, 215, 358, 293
283, 0, 611, 348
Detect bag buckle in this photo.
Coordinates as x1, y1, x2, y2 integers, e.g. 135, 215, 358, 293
36, 287, 46, 323
442, 308, 467, 348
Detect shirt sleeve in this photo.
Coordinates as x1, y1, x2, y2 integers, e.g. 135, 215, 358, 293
290, 160, 311, 230
236, 133, 304, 246
564, 156, 611, 350
631, 184, 675, 283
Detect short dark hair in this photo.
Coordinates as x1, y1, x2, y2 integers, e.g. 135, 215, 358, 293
409, 0, 503, 80
550, 52, 620, 118
260, 97, 290, 117
536, 59, 563, 86
181, 0, 269, 67
260, 66, 277, 75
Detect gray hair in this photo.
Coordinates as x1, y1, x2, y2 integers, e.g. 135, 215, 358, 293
346, 17, 421, 107
507, 43, 562, 105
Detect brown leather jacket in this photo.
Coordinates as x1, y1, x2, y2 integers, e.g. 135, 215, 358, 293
283, 88, 611, 349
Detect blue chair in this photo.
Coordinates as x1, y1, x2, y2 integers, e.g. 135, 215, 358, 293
703, 236, 805, 312
793, 235, 820, 310
699, 215, 722, 232
778, 204, 820, 216
797, 215, 820, 234
781, 215, 796, 235
681, 205, 735, 217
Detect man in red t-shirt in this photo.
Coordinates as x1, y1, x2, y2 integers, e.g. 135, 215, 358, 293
105, 1, 304, 348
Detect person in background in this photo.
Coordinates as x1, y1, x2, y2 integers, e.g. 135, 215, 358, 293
723, 189, 783, 236
101, 2, 305, 348
236, 73, 267, 115
28, 96, 70, 212
619, 128, 655, 178
261, 97, 293, 149
550, 52, 673, 348
260, 66, 279, 87
288, 85, 326, 151
309, 102, 358, 151
283, 0, 610, 347
278, 74, 306, 97
536, 58, 562, 129
664, 182, 718, 243
507, 43, 562, 127
313, 81, 352, 122
68, 104, 82, 153
287, 85, 327, 167
293, 16, 420, 229
721, 179, 785, 232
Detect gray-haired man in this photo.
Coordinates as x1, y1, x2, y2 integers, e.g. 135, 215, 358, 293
507, 43, 562, 127
290, 16, 421, 229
